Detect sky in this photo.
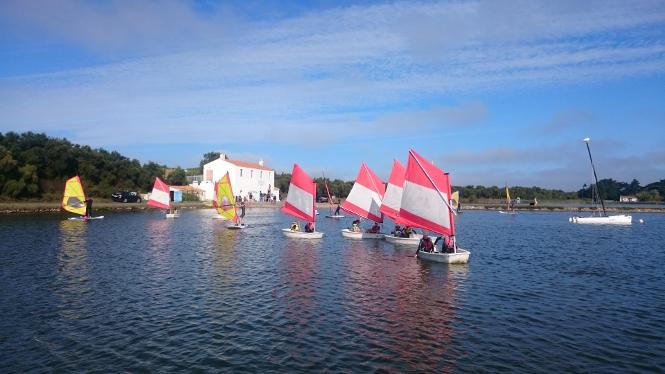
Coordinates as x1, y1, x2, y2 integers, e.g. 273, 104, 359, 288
1, 0, 664, 190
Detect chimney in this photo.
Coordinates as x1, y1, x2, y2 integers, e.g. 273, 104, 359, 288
259, 159, 264, 166
219, 153, 228, 160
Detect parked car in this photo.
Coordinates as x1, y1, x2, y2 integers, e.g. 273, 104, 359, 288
112, 191, 142, 203
316, 195, 328, 203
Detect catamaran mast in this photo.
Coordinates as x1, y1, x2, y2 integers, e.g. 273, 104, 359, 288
584, 138, 606, 215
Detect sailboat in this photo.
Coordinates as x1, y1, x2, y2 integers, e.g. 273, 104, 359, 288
281, 164, 324, 239
499, 184, 517, 214
62, 176, 104, 220
147, 177, 179, 218
570, 138, 632, 224
382, 160, 424, 246
213, 172, 247, 229
340, 163, 385, 239
400, 149, 469, 264
324, 177, 344, 218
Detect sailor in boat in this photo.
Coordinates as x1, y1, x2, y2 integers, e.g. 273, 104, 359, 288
434, 236, 455, 253
402, 226, 413, 238
304, 222, 315, 233
351, 219, 361, 232
84, 198, 93, 219
416, 234, 434, 253
334, 203, 341, 216
392, 224, 403, 236
366, 222, 381, 234
290, 222, 300, 231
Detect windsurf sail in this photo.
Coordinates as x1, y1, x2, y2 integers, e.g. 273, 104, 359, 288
379, 159, 406, 222
450, 191, 460, 211
62, 176, 87, 216
341, 162, 385, 222
147, 177, 171, 209
282, 163, 316, 222
399, 149, 456, 237
216, 172, 238, 222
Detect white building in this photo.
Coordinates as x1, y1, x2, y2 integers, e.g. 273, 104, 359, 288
190, 154, 277, 202
619, 195, 639, 203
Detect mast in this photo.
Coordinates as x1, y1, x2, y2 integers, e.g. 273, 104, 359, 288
583, 138, 606, 215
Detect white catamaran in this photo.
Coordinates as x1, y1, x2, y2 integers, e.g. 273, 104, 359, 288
401, 149, 470, 264
281, 164, 324, 239
569, 137, 631, 224
340, 163, 385, 239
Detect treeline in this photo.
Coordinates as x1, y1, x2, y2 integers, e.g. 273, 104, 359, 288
274, 173, 354, 200
577, 178, 664, 202
0, 132, 186, 199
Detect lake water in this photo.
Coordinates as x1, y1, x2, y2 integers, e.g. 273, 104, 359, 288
1, 209, 664, 373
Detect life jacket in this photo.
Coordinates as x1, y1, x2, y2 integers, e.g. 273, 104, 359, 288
420, 238, 433, 251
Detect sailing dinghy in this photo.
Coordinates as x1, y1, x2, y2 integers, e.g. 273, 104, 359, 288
499, 184, 517, 215
281, 164, 323, 239
62, 176, 104, 220
381, 160, 423, 246
340, 163, 385, 239
213, 172, 247, 229
400, 149, 470, 264
147, 177, 179, 218
570, 138, 631, 224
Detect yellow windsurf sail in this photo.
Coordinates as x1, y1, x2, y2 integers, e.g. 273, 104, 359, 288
216, 173, 238, 222
62, 176, 86, 216
450, 191, 459, 211
505, 186, 511, 202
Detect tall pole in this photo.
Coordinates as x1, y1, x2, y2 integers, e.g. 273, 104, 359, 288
584, 138, 606, 215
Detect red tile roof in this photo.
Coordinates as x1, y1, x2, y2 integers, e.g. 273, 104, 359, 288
226, 159, 273, 171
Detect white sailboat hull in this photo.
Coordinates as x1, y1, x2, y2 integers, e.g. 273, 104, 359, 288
569, 215, 632, 225
417, 248, 470, 264
325, 215, 345, 218
281, 228, 324, 239
165, 212, 180, 218
384, 234, 423, 246
499, 210, 517, 215
340, 229, 384, 239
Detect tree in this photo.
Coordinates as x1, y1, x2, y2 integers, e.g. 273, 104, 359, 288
166, 167, 187, 186
636, 189, 662, 202
199, 152, 221, 173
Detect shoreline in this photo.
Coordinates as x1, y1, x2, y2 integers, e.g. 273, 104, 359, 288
2, 201, 665, 214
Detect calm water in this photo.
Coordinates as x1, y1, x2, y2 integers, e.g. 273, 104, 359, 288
1, 209, 664, 373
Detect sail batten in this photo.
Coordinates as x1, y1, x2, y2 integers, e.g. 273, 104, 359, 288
341, 163, 385, 223
282, 164, 316, 222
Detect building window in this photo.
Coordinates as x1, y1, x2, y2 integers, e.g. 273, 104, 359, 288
240, 169, 243, 177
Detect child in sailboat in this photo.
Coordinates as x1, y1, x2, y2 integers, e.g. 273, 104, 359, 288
304, 222, 315, 233
366, 222, 381, 233
290, 222, 300, 231
417, 234, 434, 253
351, 219, 361, 232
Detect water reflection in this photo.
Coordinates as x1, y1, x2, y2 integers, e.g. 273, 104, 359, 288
211, 223, 240, 284
279, 240, 321, 360
344, 241, 466, 372
56, 220, 91, 320
146, 218, 174, 279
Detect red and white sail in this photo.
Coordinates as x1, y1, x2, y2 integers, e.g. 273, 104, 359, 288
379, 159, 406, 221
147, 177, 171, 209
399, 149, 456, 237
281, 163, 316, 222
341, 162, 385, 222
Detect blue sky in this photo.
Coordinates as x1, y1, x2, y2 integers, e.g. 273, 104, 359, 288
1, 0, 664, 190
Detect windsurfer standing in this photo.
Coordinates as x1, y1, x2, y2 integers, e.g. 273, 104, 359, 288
84, 198, 93, 218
